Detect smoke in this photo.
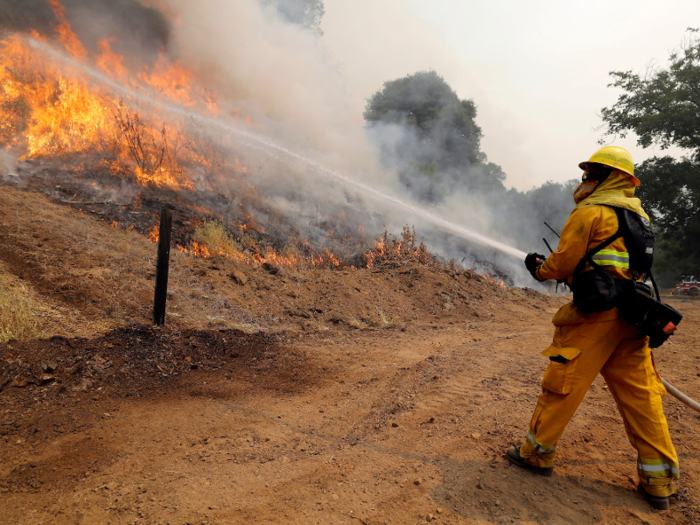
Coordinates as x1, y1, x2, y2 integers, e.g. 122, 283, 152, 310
145, 1, 526, 254
148, 0, 379, 177
365, 120, 508, 204
0, 149, 19, 181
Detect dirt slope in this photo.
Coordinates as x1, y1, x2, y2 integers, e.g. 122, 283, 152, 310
0, 185, 529, 337
1, 185, 700, 525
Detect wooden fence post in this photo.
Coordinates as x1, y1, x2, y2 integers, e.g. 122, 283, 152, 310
153, 208, 173, 325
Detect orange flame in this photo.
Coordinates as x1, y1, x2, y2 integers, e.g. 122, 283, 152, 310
148, 225, 159, 244
363, 227, 431, 269
94, 38, 128, 80
46, 0, 87, 60
0, 16, 350, 269
138, 51, 219, 114
0, 32, 231, 190
483, 274, 506, 287
176, 235, 344, 270
0, 34, 111, 157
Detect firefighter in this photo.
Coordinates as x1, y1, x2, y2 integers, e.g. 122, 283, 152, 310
506, 146, 679, 510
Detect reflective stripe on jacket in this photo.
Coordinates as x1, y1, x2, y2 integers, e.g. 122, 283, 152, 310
591, 249, 630, 269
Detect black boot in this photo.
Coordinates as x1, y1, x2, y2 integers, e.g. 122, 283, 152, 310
505, 445, 554, 477
639, 485, 670, 511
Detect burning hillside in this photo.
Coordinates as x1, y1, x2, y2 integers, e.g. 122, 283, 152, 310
0, 1, 393, 270
0, 0, 526, 285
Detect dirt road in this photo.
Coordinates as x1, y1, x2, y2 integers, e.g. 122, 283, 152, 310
2, 299, 700, 525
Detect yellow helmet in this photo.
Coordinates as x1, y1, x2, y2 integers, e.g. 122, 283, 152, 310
579, 146, 640, 187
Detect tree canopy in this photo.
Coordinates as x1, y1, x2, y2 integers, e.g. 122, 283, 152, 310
635, 157, 700, 277
260, 0, 325, 35
601, 29, 700, 279
363, 70, 582, 259
364, 71, 504, 202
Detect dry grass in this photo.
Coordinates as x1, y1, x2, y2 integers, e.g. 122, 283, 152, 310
496, 287, 521, 301
0, 278, 43, 343
442, 293, 456, 311
374, 306, 394, 328
207, 315, 226, 327
365, 226, 433, 268
348, 317, 369, 330
349, 305, 395, 330
192, 221, 242, 258
228, 322, 259, 334
0, 188, 160, 336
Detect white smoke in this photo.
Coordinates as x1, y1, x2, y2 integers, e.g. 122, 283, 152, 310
147, 0, 377, 177
0, 149, 20, 181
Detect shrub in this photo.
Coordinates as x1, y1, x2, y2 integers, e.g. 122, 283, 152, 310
192, 221, 243, 258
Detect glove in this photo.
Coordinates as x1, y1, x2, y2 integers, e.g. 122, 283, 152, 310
525, 252, 547, 281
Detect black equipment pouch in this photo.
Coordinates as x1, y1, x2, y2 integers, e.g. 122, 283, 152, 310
572, 269, 617, 313
616, 280, 683, 349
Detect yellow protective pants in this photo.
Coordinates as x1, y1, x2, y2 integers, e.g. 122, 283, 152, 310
519, 316, 679, 497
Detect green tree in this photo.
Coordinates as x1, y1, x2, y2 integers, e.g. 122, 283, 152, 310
364, 71, 504, 202
634, 157, 699, 277
362, 70, 580, 255
261, 0, 325, 35
600, 29, 700, 278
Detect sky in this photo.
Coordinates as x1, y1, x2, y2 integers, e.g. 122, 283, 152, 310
321, 0, 700, 191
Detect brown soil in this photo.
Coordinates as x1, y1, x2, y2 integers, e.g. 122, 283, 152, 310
2, 185, 700, 525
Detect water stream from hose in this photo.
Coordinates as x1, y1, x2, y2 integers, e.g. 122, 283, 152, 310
28, 36, 527, 261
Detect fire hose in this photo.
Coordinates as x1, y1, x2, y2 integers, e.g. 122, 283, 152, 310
659, 377, 700, 412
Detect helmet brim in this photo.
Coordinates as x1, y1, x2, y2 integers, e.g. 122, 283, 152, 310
579, 161, 640, 187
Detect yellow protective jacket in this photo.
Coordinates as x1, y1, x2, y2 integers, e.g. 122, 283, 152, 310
535, 170, 649, 324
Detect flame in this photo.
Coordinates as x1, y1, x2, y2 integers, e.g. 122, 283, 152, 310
46, 0, 87, 60
324, 250, 341, 267
138, 51, 196, 106
138, 51, 219, 114
364, 239, 384, 269
240, 212, 261, 233
231, 108, 252, 127
483, 274, 506, 287
363, 227, 431, 269
94, 38, 128, 80
0, 15, 367, 273
0, 31, 230, 190
148, 225, 159, 244
0, 34, 111, 156
175, 229, 343, 270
